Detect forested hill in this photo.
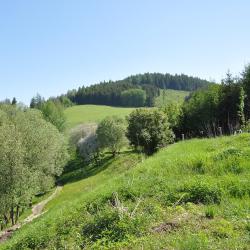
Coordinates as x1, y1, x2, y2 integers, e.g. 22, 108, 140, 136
124, 73, 211, 91
64, 73, 212, 107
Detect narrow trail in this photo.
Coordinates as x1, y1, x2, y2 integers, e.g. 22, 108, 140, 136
0, 185, 63, 244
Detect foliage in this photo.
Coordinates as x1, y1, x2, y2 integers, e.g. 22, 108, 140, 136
180, 78, 245, 137
96, 116, 127, 156
62, 73, 210, 107
242, 64, 250, 119
78, 133, 100, 163
126, 108, 174, 155
160, 102, 182, 129
69, 123, 98, 162
2, 135, 250, 249
0, 105, 68, 228
121, 89, 146, 107
30, 93, 45, 109
40, 100, 66, 132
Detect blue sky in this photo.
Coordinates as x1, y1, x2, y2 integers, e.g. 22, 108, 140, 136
0, 0, 250, 104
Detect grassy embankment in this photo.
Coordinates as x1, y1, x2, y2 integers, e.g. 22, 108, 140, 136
1, 134, 250, 249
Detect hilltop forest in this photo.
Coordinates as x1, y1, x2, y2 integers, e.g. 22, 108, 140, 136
63, 73, 212, 107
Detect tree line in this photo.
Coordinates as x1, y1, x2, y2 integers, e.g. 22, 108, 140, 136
69, 64, 250, 164
0, 105, 68, 229
177, 66, 250, 138
61, 73, 211, 107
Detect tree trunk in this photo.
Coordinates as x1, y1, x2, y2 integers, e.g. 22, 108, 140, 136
10, 207, 14, 226
15, 205, 20, 223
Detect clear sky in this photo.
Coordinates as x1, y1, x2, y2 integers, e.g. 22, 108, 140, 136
0, 0, 250, 104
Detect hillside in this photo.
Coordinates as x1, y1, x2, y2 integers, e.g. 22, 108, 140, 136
64, 73, 211, 107
154, 89, 189, 107
64, 105, 135, 129
1, 134, 249, 249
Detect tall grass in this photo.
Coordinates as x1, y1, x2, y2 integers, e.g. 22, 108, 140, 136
1, 134, 250, 249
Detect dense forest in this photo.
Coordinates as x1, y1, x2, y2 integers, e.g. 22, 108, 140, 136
175, 66, 250, 138
63, 73, 212, 107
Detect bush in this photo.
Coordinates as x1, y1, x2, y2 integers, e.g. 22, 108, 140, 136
97, 116, 127, 156
181, 181, 222, 204
81, 205, 148, 247
126, 109, 174, 155
78, 133, 100, 163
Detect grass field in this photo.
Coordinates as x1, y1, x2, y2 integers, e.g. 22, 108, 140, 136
154, 89, 190, 107
64, 105, 135, 128
2, 134, 250, 249
65, 89, 189, 129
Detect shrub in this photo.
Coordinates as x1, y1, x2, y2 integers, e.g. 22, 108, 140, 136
181, 181, 222, 204
81, 205, 148, 247
126, 108, 174, 155
96, 116, 127, 156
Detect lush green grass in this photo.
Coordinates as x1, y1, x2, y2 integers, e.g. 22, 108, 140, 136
64, 105, 135, 128
1, 135, 250, 249
154, 89, 189, 107
65, 89, 189, 129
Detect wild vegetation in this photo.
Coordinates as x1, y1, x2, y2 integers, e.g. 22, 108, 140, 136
0, 105, 68, 230
1, 65, 250, 249
1, 134, 249, 249
178, 69, 249, 138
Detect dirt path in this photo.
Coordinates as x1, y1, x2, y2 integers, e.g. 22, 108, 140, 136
0, 185, 63, 244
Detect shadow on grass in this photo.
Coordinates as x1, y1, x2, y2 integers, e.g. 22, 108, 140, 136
57, 149, 138, 186
58, 152, 128, 185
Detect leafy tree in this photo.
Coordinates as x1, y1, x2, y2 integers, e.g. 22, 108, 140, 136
126, 109, 174, 155
78, 133, 99, 163
40, 100, 66, 132
0, 105, 68, 227
121, 89, 146, 107
96, 116, 127, 156
179, 73, 245, 137
160, 103, 182, 129
59, 96, 74, 107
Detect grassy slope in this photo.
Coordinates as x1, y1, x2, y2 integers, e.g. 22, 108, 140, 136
65, 89, 189, 129
64, 105, 135, 129
2, 135, 250, 249
154, 89, 189, 107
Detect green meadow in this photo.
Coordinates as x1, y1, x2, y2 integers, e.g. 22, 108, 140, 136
64, 105, 135, 129
154, 89, 190, 107
2, 134, 249, 249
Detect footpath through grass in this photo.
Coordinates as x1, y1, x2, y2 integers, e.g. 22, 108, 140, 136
1, 135, 250, 249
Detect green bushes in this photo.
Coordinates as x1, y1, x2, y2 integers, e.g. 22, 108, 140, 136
126, 108, 174, 155
1, 135, 250, 249
81, 203, 148, 247
180, 181, 222, 204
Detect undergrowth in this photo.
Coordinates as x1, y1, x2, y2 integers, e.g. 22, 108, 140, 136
1, 134, 250, 249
